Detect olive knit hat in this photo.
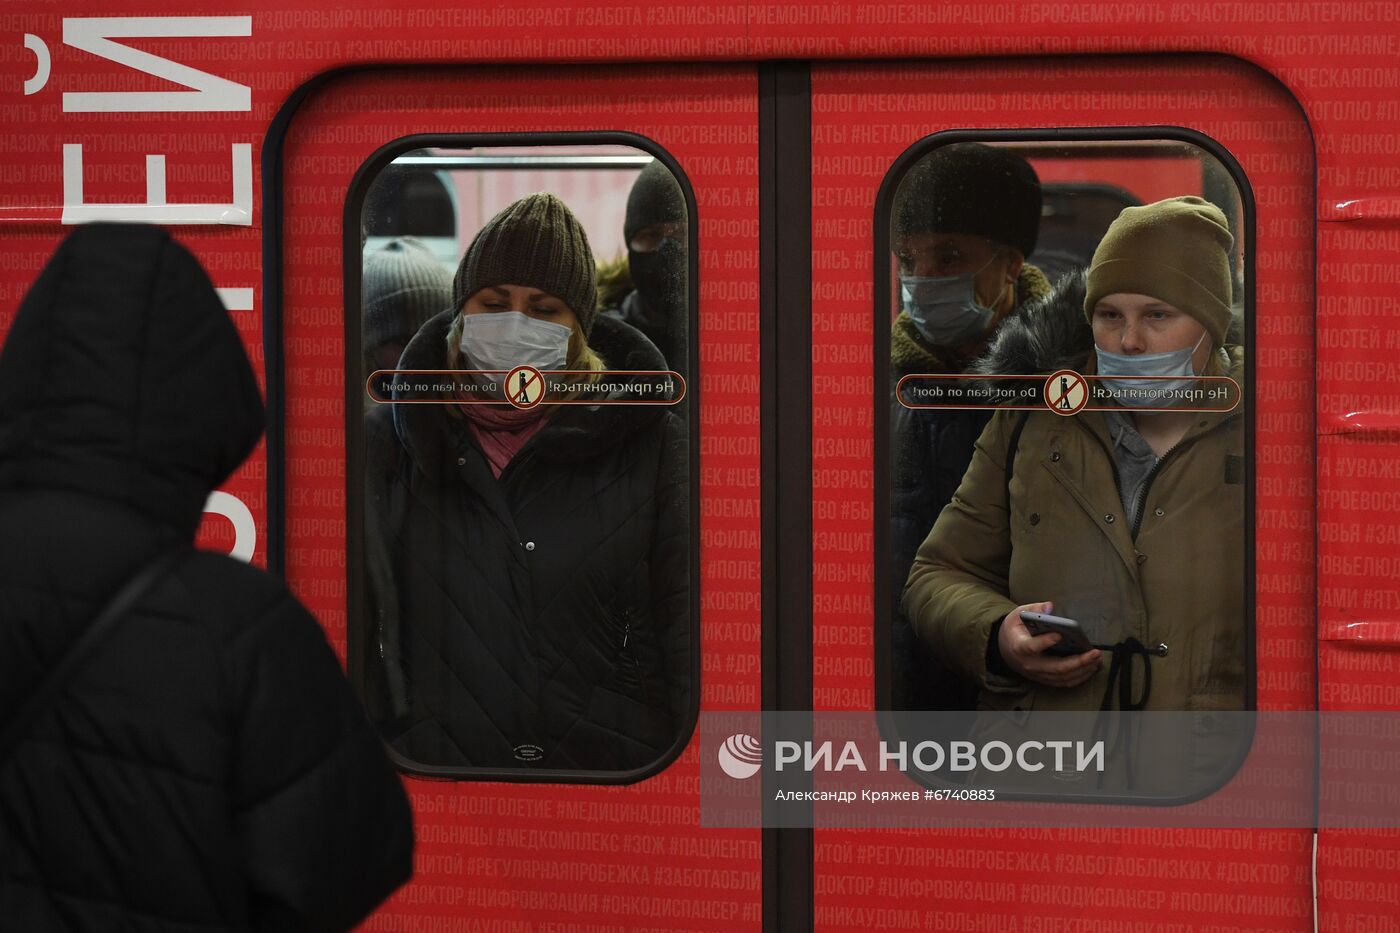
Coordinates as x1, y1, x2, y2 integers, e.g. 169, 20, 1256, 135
1084, 196, 1235, 346
362, 238, 452, 352
452, 192, 598, 336
894, 142, 1042, 258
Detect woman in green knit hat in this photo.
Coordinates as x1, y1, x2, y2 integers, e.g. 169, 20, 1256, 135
902, 196, 1245, 794
363, 192, 690, 775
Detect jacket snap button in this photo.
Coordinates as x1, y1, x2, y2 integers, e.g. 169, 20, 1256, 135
1154, 507, 1165, 516
1029, 513, 1041, 525
524, 541, 536, 551
456, 457, 466, 466
1104, 514, 1115, 524
1136, 552, 1148, 565
1155, 643, 1169, 658
1050, 451, 1061, 462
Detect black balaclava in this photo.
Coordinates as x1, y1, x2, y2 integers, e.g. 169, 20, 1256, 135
624, 161, 687, 329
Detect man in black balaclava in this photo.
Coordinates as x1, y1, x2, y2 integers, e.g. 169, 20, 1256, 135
603, 160, 688, 380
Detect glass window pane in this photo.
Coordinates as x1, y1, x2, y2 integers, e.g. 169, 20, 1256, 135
885, 137, 1251, 800
355, 142, 692, 779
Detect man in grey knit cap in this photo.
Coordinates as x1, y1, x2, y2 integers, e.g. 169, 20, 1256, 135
362, 237, 453, 378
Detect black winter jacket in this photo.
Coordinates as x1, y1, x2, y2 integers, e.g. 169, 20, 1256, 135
0, 225, 413, 932
889, 265, 1052, 711
364, 311, 690, 774
603, 289, 687, 382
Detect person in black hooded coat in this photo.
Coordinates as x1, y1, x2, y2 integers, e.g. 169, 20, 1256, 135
0, 224, 413, 932
364, 193, 690, 774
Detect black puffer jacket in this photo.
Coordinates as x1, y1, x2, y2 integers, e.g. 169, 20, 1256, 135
0, 225, 413, 931
604, 289, 687, 383
364, 311, 690, 773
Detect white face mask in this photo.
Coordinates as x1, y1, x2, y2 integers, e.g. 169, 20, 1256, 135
1095, 331, 1208, 408
458, 311, 572, 372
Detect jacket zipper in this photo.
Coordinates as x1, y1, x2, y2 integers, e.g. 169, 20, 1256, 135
617, 608, 641, 693
1130, 453, 1171, 540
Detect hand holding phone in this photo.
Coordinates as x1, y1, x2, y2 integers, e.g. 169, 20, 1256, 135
1019, 610, 1095, 656
996, 602, 1102, 689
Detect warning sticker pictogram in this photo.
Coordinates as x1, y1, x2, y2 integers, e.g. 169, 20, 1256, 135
1044, 369, 1088, 416
505, 365, 546, 409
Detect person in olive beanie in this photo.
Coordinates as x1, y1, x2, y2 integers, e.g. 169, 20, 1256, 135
1083, 195, 1234, 346
363, 237, 452, 374
903, 193, 1247, 796
889, 142, 1050, 717
602, 160, 688, 378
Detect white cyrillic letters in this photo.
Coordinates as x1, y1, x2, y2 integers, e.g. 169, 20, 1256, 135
62, 142, 252, 225
62, 17, 252, 112
204, 491, 255, 563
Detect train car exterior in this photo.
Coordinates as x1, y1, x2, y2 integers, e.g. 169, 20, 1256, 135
2, 2, 1398, 930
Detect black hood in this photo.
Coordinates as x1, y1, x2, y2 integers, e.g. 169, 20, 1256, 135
0, 224, 264, 538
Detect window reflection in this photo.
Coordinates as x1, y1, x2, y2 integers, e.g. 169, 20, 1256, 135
887, 139, 1249, 797
356, 146, 692, 776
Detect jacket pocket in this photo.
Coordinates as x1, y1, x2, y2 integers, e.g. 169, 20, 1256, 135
586, 684, 674, 750
1182, 693, 1252, 791
978, 678, 1035, 725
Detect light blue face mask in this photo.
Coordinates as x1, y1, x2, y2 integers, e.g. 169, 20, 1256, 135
900, 252, 1005, 348
1095, 331, 1208, 408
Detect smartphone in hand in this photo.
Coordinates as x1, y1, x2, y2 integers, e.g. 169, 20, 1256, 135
1019, 610, 1095, 656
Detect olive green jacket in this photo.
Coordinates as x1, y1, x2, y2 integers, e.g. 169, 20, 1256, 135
902, 376, 1246, 716
900, 271, 1247, 794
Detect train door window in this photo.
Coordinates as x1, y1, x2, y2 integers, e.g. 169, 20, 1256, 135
884, 134, 1252, 800
354, 141, 693, 779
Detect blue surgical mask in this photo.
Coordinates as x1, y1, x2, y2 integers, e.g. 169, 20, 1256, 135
1095, 332, 1208, 408
900, 254, 1005, 348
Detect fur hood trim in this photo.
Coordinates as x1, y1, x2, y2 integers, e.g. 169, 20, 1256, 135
970, 268, 1245, 379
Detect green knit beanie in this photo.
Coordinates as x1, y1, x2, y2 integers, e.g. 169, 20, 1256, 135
1084, 196, 1234, 345
452, 192, 598, 336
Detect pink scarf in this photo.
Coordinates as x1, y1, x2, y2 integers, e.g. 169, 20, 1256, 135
459, 403, 550, 477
